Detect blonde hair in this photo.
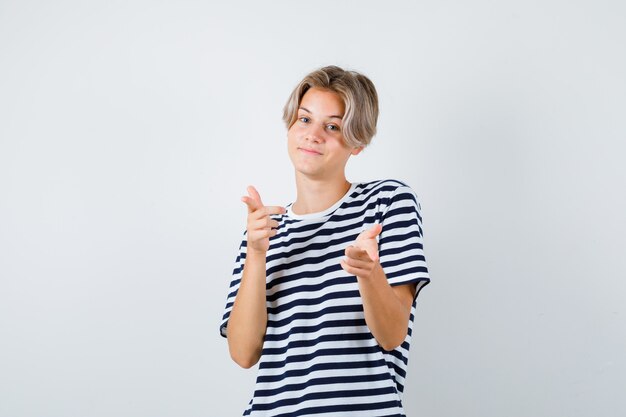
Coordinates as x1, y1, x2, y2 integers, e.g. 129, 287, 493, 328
282, 65, 379, 149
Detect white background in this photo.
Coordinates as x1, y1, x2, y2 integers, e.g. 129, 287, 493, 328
1, 1, 625, 416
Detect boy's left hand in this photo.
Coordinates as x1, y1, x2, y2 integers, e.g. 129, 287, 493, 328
340, 223, 383, 279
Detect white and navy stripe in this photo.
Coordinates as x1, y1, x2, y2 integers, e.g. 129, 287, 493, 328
220, 179, 430, 416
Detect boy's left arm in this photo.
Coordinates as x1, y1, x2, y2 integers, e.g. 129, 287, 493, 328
340, 228, 417, 351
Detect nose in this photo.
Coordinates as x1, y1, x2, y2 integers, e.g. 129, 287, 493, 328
305, 123, 324, 143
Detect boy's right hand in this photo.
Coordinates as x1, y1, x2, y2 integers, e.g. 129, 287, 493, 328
241, 185, 286, 254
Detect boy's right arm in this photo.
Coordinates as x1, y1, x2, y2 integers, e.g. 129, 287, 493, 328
226, 248, 269, 369
226, 185, 285, 369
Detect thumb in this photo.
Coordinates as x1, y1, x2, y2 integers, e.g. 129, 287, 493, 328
241, 196, 259, 213
241, 185, 264, 214
365, 223, 382, 237
247, 185, 265, 207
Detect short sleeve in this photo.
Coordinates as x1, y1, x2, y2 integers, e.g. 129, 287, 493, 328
377, 185, 431, 300
219, 229, 248, 338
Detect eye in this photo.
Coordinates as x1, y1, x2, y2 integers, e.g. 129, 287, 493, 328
298, 116, 310, 123
327, 124, 340, 131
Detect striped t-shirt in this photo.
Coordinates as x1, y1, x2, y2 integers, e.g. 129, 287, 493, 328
220, 179, 431, 417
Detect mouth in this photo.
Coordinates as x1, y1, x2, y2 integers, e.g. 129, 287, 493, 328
298, 147, 322, 155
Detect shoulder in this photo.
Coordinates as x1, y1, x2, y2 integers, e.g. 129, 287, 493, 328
357, 178, 417, 200
357, 179, 423, 221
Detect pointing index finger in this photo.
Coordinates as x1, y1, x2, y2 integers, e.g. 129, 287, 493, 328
265, 205, 287, 216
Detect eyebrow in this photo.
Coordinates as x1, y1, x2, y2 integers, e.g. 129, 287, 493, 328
298, 106, 343, 120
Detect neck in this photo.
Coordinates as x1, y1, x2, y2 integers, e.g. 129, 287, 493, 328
291, 173, 351, 215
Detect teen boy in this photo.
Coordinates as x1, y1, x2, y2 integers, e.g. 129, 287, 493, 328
221, 65, 431, 416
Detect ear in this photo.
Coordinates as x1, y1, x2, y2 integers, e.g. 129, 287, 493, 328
351, 146, 364, 156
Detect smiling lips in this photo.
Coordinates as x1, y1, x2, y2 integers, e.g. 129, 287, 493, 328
299, 147, 322, 155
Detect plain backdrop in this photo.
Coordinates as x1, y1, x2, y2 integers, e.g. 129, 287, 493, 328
1, 1, 625, 416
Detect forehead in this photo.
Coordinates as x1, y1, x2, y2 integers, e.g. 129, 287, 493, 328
299, 87, 345, 115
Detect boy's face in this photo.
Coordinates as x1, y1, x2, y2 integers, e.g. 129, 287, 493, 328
287, 87, 362, 181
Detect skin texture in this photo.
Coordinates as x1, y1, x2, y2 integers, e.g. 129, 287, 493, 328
227, 87, 417, 368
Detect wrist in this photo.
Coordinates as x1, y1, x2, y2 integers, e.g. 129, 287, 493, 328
247, 248, 267, 260
356, 261, 383, 281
